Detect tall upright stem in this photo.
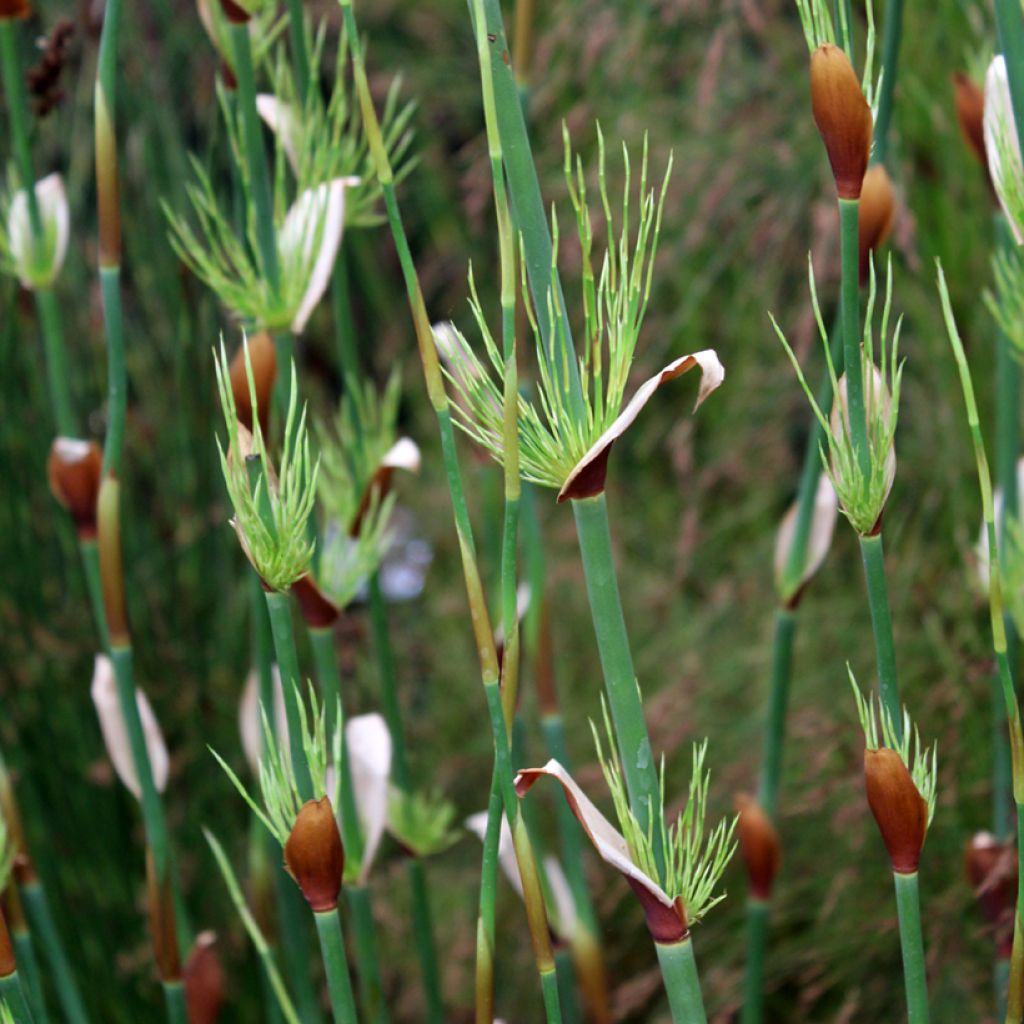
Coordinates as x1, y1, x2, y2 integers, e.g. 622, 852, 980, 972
758, 610, 797, 819
838, 198, 868, 473
871, 0, 904, 166
475, 767, 501, 1024
741, 901, 769, 1024
893, 872, 929, 1024
314, 909, 359, 1024
0, 969, 35, 1023
9, 926, 46, 1024
35, 288, 75, 437
858, 532, 902, 732
654, 938, 708, 1024
345, 885, 388, 1023
161, 981, 186, 1024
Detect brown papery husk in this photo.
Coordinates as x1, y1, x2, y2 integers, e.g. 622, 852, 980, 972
47, 438, 103, 539
284, 797, 345, 912
184, 931, 226, 1024
292, 574, 340, 628
864, 747, 928, 874
953, 71, 994, 191
965, 832, 1017, 958
858, 164, 896, 286
147, 849, 182, 982
229, 332, 276, 440
810, 44, 873, 199
0, 908, 14, 978
735, 794, 781, 900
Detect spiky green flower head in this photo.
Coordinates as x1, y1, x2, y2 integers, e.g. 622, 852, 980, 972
0, 171, 69, 290
212, 682, 342, 849
774, 256, 903, 536
592, 702, 737, 928
213, 337, 318, 591
313, 370, 420, 608
387, 787, 459, 859
986, 242, 1024, 358
439, 128, 723, 501
984, 55, 1024, 246
256, 31, 416, 230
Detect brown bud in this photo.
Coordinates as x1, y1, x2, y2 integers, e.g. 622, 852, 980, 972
0, 0, 30, 20
965, 832, 1017, 958
98, 473, 130, 646
219, 0, 249, 22
292, 574, 340, 629
184, 931, 225, 1024
810, 44, 873, 199
858, 164, 896, 286
952, 72, 991, 182
146, 850, 181, 982
0, 909, 14, 979
229, 332, 276, 440
864, 747, 928, 874
284, 798, 344, 912
735, 794, 781, 900
48, 439, 103, 538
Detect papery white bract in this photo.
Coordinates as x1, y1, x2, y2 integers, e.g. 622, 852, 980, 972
5, 173, 69, 289
346, 713, 392, 883
238, 664, 288, 774
91, 654, 169, 801
256, 94, 301, 173
985, 56, 1024, 245
774, 474, 839, 601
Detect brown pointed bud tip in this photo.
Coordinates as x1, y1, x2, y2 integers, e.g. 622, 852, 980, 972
735, 794, 781, 900
146, 850, 181, 982
229, 332, 276, 438
0, 911, 14, 979
48, 438, 103, 538
858, 164, 896, 286
953, 72, 990, 177
219, 0, 249, 22
810, 44, 873, 199
864, 748, 928, 874
0, 0, 30, 19
284, 798, 345, 912
184, 931, 225, 1024
293, 574, 340, 629
965, 832, 1018, 954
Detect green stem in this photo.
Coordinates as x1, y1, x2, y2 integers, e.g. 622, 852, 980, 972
331, 251, 361, 384
654, 938, 708, 1024
162, 981, 186, 1024
99, 267, 126, 477
839, 198, 868, 475
0, 21, 41, 235
871, 0, 904, 166
263, 591, 314, 801
34, 288, 75, 437
346, 885, 387, 1023
229, 22, 279, 292
406, 859, 443, 1024
740, 901, 769, 1024
314, 908, 359, 1024
283, 0, 311, 101
0, 970, 35, 1023
78, 539, 109, 658
10, 929, 46, 1024
274, 874, 320, 1024
571, 494, 664, 874
893, 872, 929, 1024
475, 767, 501, 1024
553, 947, 580, 1024
20, 881, 89, 1024
834, 0, 855, 60
858, 533, 902, 735
757, 610, 796, 819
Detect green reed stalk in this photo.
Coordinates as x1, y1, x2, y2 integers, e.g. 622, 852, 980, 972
859, 532, 901, 728
340, 4, 562, 1017
475, 768, 501, 1024
655, 938, 708, 1024
0, 970, 34, 1023
940, 268, 1024, 1024
0, 21, 75, 436
161, 982, 186, 1024
9, 929, 45, 1024
553, 947, 580, 1024
834, 0, 854, 60
314, 909, 359, 1024
839, 198, 868, 471
893, 872, 929, 1023
20, 882, 88, 1024
283, 0, 311, 101
871, 0, 904, 166
331, 253, 361, 383
367, 574, 444, 1023
206, 830, 301, 1024
345, 886, 387, 1022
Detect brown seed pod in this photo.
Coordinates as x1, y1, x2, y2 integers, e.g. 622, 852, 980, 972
229, 332, 277, 439
147, 850, 181, 982
0, 908, 15, 979
284, 797, 345, 912
219, 0, 249, 23
952, 72, 991, 185
0, 0, 30, 20
48, 438, 103, 538
965, 831, 1017, 958
864, 747, 928, 874
810, 44, 873, 200
184, 931, 225, 1024
735, 794, 781, 900
858, 164, 896, 286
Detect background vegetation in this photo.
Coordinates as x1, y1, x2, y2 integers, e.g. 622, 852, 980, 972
0, 0, 1010, 1019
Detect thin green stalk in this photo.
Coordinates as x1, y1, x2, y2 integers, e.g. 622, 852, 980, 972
314, 908, 359, 1024
229, 22, 279, 292
893, 872, 929, 1023
741, 901, 769, 1024
9, 930, 45, 1024
161, 981, 186, 1024
307, 626, 343, 743
263, 591, 314, 801
571, 494, 664, 872
283, 0, 311, 101
20, 881, 89, 1024
839, 198, 868, 474
339, 8, 562, 1016
345, 885, 387, 1023
858, 533, 902, 733
871, 0, 904, 166
331, 252, 361, 384
757, 609, 797, 819
99, 269, 126, 476
79, 540, 109, 650
274, 876, 320, 1024
34, 289, 75, 437
0, 21, 42, 235
475, 767, 501, 1024
654, 938, 708, 1024
834, 0, 854, 60
366, 574, 443, 1022
553, 948, 580, 1024
0, 970, 35, 1024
